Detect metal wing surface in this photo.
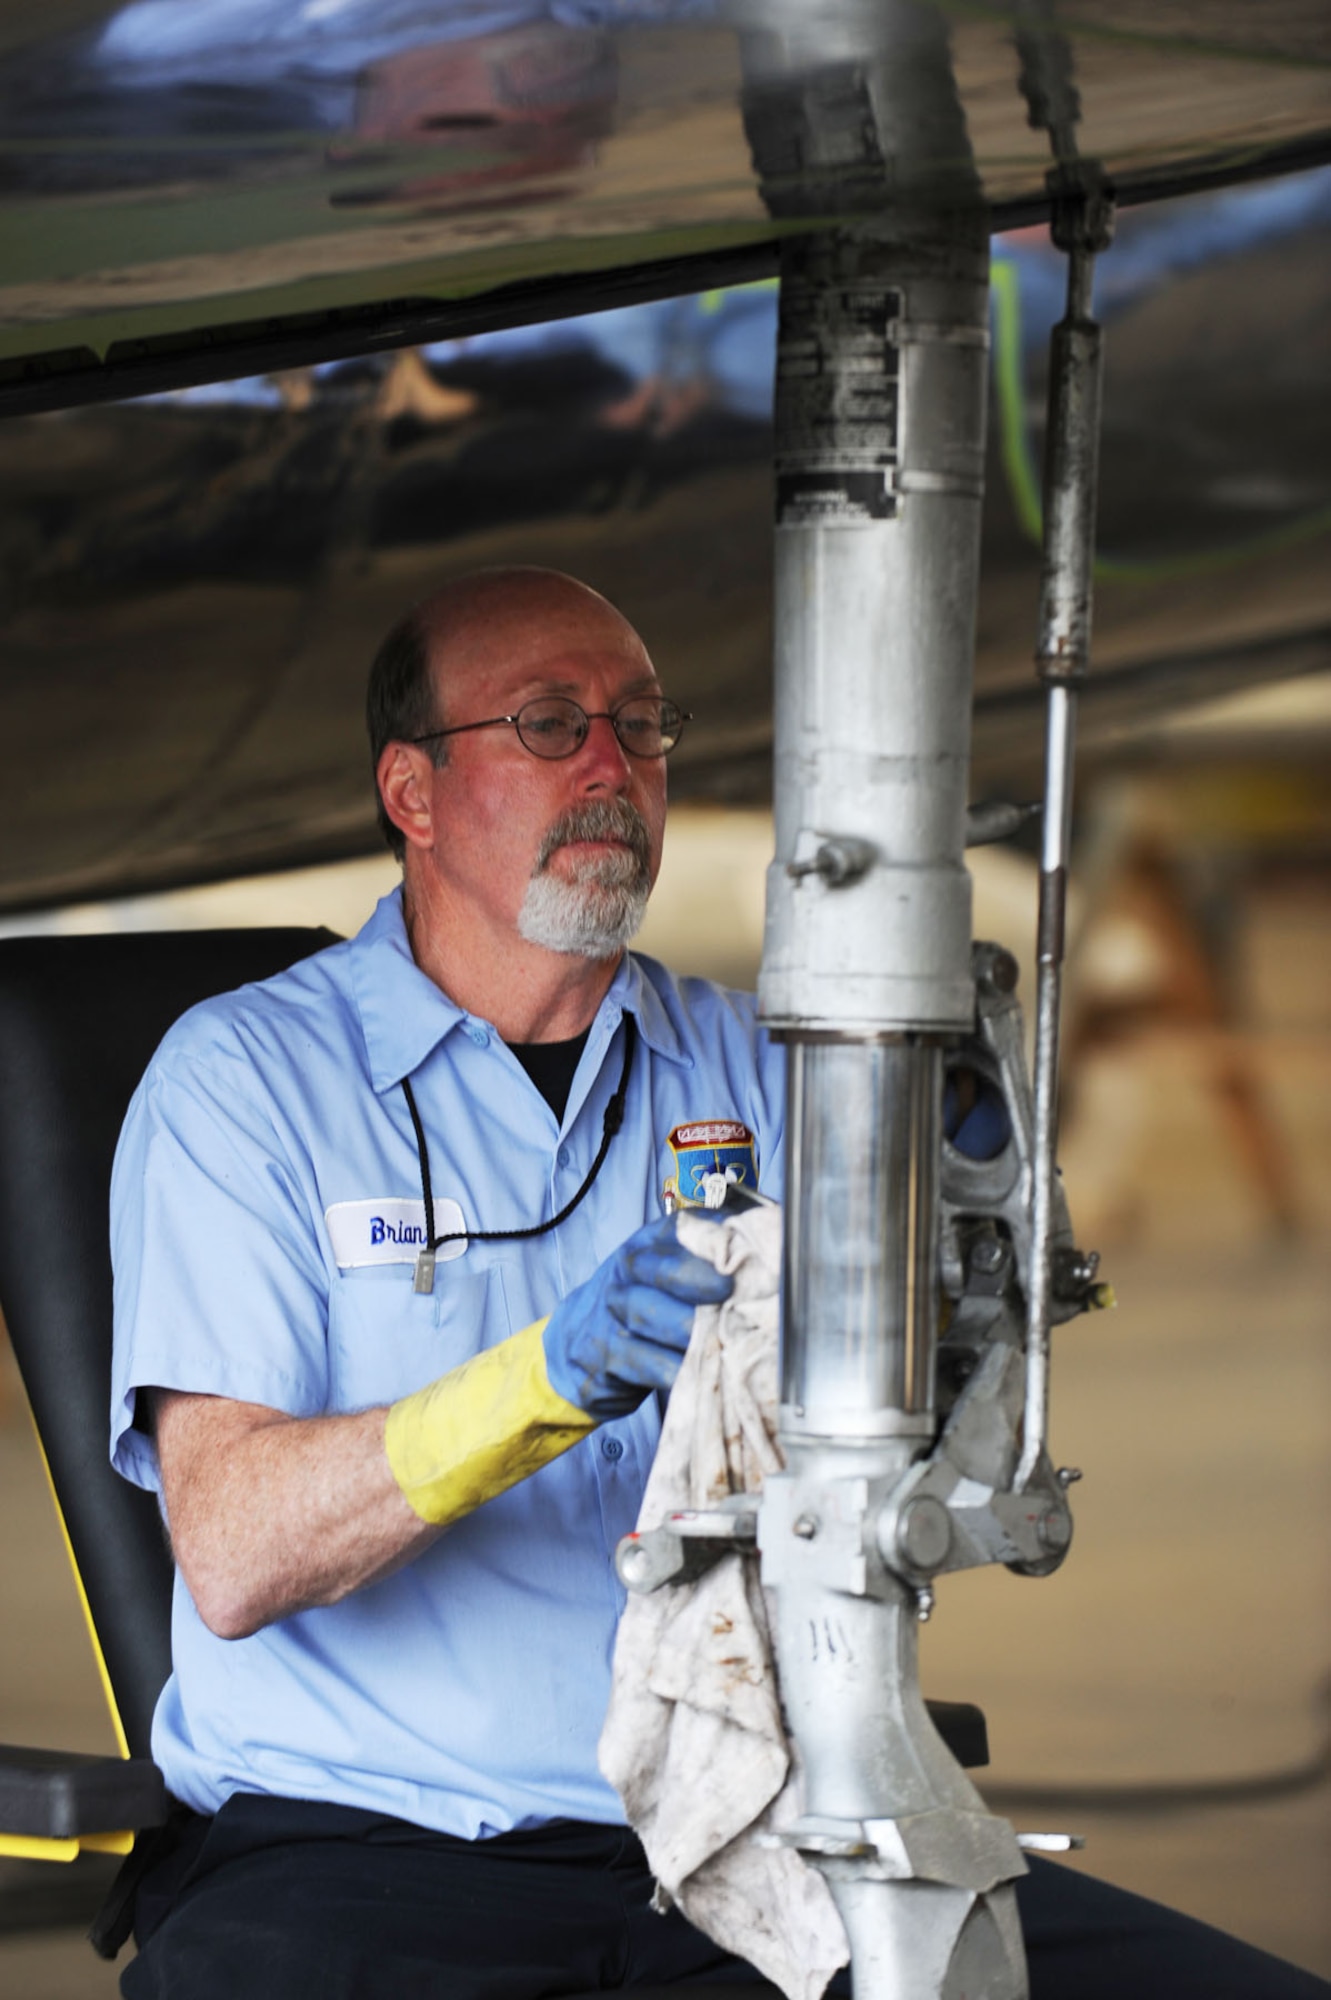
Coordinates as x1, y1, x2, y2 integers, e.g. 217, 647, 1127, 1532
0, 0, 1327, 909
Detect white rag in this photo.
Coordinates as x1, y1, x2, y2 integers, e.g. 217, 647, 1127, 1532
598, 1203, 850, 2000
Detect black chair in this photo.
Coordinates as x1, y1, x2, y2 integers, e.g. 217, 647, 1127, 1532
0, 928, 339, 1867
0, 926, 985, 1921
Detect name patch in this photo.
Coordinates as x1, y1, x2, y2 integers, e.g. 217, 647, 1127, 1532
664, 1119, 759, 1210
325, 1198, 468, 1270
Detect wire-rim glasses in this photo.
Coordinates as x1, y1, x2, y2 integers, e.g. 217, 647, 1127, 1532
409, 694, 689, 761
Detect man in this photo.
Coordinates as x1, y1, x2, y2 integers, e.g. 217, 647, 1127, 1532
109, 567, 785, 1997
110, 568, 1328, 2000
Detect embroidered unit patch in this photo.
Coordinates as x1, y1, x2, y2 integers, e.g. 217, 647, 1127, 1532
664, 1119, 759, 1210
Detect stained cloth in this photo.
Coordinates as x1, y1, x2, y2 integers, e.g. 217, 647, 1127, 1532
600, 1202, 849, 2000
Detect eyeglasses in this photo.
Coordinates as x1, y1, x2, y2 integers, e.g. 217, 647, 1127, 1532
409, 695, 690, 761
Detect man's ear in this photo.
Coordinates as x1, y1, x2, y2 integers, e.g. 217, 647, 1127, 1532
377, 741, 437, 852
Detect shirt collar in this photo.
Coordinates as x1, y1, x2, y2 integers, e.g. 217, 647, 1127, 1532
350, 887, 692, 1091
350, 888, 467, 1093
604, 951, 690, 1067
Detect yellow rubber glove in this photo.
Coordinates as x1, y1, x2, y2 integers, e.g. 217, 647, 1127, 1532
384, 1318, 595, 1528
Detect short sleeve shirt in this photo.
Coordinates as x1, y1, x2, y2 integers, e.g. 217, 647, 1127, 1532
110, 889, 785, 1836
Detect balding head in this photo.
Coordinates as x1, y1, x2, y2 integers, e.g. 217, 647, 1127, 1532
370, 565, 671, 1018
367, 568, 649, 857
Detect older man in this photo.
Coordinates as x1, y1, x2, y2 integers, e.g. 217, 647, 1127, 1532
109, 569, 1329, 2000
109, 567, 785, 1997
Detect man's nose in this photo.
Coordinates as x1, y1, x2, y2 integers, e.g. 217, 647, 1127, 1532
575, 713, 633, 788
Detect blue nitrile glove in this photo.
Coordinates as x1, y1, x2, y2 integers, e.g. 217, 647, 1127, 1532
542, 1214, 734, 1420
944, 1068, 1013, 1162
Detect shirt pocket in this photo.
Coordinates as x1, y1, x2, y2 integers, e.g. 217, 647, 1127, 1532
327, 1260, 513, 1411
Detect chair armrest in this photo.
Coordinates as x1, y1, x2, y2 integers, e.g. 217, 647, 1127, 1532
0, 1744, 168, 1840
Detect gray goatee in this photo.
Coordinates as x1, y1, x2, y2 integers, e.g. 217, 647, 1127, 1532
517, 799, 653, 960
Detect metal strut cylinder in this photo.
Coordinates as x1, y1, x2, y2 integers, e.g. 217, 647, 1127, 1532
750, 13, 1028, 1981
760, 216, 982, 1038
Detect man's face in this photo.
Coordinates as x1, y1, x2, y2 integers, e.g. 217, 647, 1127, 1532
413, 588, 668, 959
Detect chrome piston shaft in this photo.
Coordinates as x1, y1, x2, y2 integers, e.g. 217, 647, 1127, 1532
782, 1040, 940, 1441
767, 1038, 1027, 1993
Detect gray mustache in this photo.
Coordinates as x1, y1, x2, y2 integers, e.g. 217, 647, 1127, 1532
534, 800, 652, 873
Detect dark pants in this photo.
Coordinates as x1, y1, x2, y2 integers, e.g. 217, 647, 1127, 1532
121, 1797, 1328, 2000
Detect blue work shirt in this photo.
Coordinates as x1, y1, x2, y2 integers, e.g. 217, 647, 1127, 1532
110, 888, 785, 1837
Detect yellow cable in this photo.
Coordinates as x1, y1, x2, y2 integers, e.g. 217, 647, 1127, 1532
28, 1412, 131, 1761
0, 1833, 80, 1864
80, 1828, 136, 1856
13, 1411, 147, 1860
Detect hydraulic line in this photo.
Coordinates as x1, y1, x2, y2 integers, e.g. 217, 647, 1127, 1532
1016, 174, 1115, 1490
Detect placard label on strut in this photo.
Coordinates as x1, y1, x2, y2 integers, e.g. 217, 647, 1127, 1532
775, 284, 901, 526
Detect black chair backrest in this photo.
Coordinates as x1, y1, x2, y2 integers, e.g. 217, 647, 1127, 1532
0, 928, 339, 1760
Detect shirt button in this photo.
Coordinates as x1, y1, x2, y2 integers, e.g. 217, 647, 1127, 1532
469, 1026, 489, 1048
601, 1436, 625, 1462
556, 1144, 571, 1169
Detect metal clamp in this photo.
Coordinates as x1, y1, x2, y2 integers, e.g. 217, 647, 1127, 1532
616, 1499, 758, 1594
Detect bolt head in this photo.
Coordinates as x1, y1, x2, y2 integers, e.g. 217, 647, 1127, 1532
991, 949, 1019, 992
897, 1496, 951, 1573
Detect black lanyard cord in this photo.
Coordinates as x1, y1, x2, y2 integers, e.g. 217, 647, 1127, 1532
401, 1014, 638, 1293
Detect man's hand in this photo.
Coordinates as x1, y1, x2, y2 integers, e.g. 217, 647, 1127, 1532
542, 1213, 734, 1419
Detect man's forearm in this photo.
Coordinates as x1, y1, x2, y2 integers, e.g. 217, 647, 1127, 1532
154, 1390, 439, 1640
151, 1321, 595, 1640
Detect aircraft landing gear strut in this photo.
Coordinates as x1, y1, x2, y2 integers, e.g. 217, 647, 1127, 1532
625, 5, 1115, 1993
752, 6, 1112, 1995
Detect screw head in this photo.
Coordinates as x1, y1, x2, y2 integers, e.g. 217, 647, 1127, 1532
974, 942, 1020, 995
